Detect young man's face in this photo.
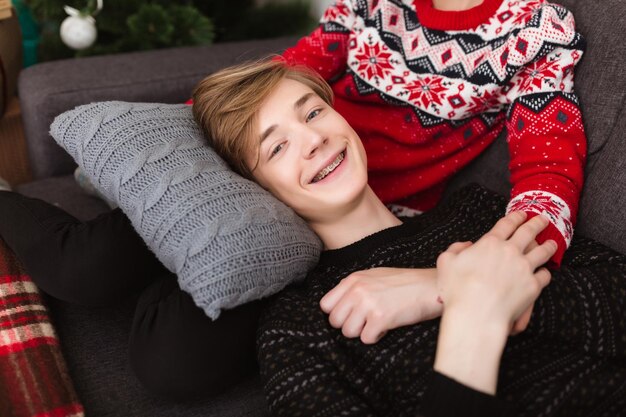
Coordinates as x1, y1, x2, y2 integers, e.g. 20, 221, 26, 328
249, 77, 369, 222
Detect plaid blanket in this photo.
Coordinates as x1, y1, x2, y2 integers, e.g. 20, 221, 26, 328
0, 239, 84, 417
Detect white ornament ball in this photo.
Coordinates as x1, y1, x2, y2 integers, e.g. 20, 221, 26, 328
60, 15, 97, 50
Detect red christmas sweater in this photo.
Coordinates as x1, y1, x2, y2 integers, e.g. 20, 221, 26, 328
280, 0, 587, 264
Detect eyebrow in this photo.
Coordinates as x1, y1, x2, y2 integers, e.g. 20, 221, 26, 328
259, 92, 316, 144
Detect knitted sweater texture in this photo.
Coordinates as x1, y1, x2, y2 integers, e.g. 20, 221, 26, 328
256, 185, 626, 417
282, 0, 587, 264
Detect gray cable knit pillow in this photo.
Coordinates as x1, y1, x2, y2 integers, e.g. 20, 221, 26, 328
50, 101, 322, 319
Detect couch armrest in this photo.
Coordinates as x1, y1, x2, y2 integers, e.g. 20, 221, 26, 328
18, 36, 298, 179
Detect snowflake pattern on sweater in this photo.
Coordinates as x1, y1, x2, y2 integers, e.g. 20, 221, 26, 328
282, 0, 587, 264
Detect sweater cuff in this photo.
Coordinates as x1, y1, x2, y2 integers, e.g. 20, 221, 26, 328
421, 372, 514, 417
505, 190, 574, 267
524, 211, 567, 267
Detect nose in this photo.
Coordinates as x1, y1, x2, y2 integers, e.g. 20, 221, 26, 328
302, 126, 328, 159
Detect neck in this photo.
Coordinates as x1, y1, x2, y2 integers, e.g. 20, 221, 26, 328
415, 0, 502, 30
431, 0, 484, 11
308, 186, 403, 250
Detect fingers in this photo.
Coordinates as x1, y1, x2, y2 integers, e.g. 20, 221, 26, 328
482, 211, 527, 241
523, 239, 539, 255
484, 212, 553, 257
510, 304, 533, 335
323, 281, 370, 338
534, 267, 552, 290
511, 268, 551, 336
361, 322, 386, 344
525, 239, 557, 269
509, 215, 551, 251
328, 298, 353, 328
320, 278, 353, 313
341, 308, 367, 338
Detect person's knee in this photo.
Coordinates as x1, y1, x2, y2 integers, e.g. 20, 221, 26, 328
18, 223, 115, 306
129, 279, 260, 401
34, 213, 157, 306
0, 196, 146, 305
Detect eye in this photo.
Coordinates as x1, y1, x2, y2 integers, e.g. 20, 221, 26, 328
270, 142, 285, 159
306, 108, 322, 122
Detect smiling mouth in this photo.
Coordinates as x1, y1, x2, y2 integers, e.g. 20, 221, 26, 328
311, 151, 345, 183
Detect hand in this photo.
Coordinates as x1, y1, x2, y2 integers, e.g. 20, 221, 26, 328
436, 211, 556, 333
511, 236, 540, 334
469, 220, 542, 335
320, 267, 441, 344
433, 212, 556, 395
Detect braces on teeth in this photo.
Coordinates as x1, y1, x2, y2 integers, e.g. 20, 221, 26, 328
313, 152, 345, 182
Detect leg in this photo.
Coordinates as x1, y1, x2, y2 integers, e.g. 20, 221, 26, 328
129, 275, 262, 401
0, 191, 167, 306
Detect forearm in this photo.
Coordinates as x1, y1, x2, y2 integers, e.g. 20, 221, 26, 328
505, 91, 586, 266
281, 1, 352, 80
434, 308, 509, 395
504, 25, 587, 266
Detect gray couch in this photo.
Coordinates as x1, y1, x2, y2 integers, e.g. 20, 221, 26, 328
15, 0, 626, 415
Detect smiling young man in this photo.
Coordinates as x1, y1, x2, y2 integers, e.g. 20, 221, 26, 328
191, 58, 626, 417
280, 0, 588, 266
252, 77, 402, 250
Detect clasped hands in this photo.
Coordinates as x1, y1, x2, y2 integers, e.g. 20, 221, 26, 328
319, 211, 557, 344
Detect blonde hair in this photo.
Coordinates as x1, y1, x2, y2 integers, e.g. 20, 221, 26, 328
192, 56, 334, 179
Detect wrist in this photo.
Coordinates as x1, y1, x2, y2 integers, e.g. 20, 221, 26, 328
442, 303, 510, 340
415, 268, 443, 319
434, 308, 509, 395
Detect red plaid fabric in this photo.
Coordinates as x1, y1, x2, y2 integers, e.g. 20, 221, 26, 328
0, 239, 84, 417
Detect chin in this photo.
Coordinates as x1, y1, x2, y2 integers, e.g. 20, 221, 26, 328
330, 177, 369, 207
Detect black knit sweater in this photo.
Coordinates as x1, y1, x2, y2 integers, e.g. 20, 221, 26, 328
256, 184, 626, 417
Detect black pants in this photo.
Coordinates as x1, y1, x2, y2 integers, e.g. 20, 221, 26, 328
0, 191, 261, 401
